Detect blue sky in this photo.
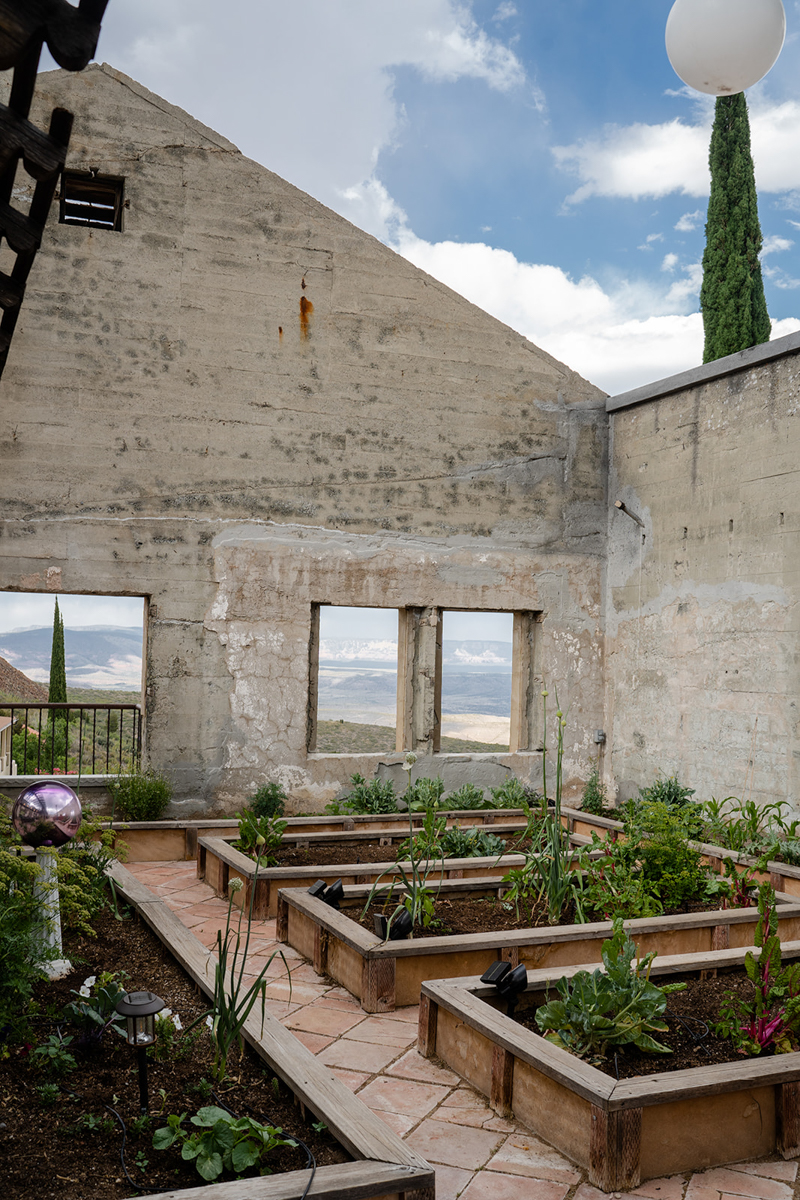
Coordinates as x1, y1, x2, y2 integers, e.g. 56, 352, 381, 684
10, 2, 799, 634
43, 0, 800, 396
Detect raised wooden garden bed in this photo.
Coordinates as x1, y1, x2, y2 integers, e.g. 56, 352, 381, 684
107, 861, 434, 1200
197, 828, 533, 919
276, 877, 800, 1012
97, 808, 528, 862
418, 942, 800, 1190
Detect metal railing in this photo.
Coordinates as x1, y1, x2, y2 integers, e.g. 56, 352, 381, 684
0, 703, 143, 777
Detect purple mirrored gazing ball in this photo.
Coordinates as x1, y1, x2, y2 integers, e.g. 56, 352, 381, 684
12, 780, 82, 848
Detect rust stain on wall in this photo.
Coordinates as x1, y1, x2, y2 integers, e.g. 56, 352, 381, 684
299, 296, 313, 339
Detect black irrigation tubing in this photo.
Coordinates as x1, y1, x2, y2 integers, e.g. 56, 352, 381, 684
58, 1082, 140, 1194
666, 1008, 712, 1053
215, 1090, 318, 1200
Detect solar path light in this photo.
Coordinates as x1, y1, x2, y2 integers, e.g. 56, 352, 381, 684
115, 990, 166, 1113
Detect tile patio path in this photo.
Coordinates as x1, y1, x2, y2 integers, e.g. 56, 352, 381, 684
127, 860, 798, 1200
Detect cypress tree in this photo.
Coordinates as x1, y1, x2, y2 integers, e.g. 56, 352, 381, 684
701, 92, 771, 364
48, 597, 67, 705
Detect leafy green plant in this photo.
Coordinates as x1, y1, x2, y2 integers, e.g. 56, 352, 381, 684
108, 767, 172, 821
247, 782, 286, 820
396, 807, 446, 861
580, 766, 608, 816
0, 814, 53, 1038
33, 1033, 77, 1076
535, 919, 686, 1061
134, 1150, 150, 1173
233, 811, 287, 862
572, 833, 663, 922
404, 776, 446, 812
325, 773, 397, 816
36, 1082, 60, 1107
440, 825, 507, 859
366, 753, 445, 936
446, 783, 489, 810
627, 801, 707, 909
490, 777, 537, 810
62, 970, 128, 1046
637, 774, 695, 810
153, 1107, 296, 1182
185, 861, 289, 1082
716, 885, 800, 1055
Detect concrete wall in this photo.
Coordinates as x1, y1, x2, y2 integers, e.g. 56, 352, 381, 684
605, 335, 800, 807
0, 66, 608, 815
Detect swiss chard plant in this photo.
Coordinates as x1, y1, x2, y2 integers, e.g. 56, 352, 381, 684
535, 919, 685, 1061
233, 811, 287, 862
716, 884, 800, 1055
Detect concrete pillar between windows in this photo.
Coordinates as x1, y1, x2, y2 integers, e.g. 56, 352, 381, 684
396, 607, 441, 754
509, 611, 541, 752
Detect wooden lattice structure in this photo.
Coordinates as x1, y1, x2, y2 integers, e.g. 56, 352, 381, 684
0, 0, 108, 379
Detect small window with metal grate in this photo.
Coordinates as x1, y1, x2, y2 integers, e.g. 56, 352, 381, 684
59, 171, 124, 231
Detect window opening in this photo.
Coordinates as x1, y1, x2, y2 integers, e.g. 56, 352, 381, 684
60, 171, 124, 231
310, 605, 398, 753
440, 611, 513, 751
0, 591, 145, 777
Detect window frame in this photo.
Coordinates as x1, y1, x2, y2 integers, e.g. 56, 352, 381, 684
59, 170, 125, 232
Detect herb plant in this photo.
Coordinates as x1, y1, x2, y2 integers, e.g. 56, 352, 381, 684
580, 766, 608, 816
535, 920, 685, 1061
637, 774, 695, 810
325, 773, 397, 816
108, 767, 173, 821
440, 825, 507, 859
446, 783, 489, 810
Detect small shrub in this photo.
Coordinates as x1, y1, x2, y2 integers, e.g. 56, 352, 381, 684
108, 768, 172, 821
248, 782, 286, 820
580, 767, 608, 816
440, 825, 507, 859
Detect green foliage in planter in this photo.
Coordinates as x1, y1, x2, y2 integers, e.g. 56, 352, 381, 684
717, 885, 800, 1055
396, 807, 446, 861
700, 795, 800, 864
325, 772, 397, 815
490, 777, 538, 809
405, 776, 446, 811
233, 811, 287, 863
535, 919, 685, 1061
580, 766, 608, 816
247, 782, 286, 820
446, 783, 489, 810
440, 825, 507, 859
32, 1032, 78, 1076
636, 774, 695, 811
629, 801, 707, 909
108, 768, 172, 821
153, 1106, 297, 1182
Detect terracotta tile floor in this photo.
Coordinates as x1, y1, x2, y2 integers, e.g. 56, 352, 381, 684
126, 861, 800, 1200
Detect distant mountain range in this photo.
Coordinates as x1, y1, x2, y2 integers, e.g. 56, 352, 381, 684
0, 625, 143, 690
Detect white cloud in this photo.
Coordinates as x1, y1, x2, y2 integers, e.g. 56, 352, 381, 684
493, 2, 517, 19
761, 235, 794, 256
553, 100, 800, 204
675, 209, 703, 232
638, 232, 664, 250
390, 223, 709, 394
661, 253, 679, 272
90, 0, 525, 218
0, 593, 144, 633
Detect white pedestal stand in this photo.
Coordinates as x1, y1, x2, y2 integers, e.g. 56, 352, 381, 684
34, 847, 72, 980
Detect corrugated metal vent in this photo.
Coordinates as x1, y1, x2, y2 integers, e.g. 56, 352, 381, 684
59, 172, 124, 231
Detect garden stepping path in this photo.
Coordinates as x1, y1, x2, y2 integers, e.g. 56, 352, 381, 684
127, 860, 800, 1200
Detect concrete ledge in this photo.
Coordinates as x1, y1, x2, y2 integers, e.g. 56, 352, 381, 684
607, 329, 800, 413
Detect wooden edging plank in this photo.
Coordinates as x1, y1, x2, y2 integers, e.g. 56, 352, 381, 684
107, 861, 432, 1178
280, 883, 800, 964
124, 1157, 431, 1200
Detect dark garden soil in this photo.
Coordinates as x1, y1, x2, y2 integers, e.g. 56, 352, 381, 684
0, 907, 348, 1200
513, 968, 767, 1079
352, 893, 722, 939
239, 833, 527, 869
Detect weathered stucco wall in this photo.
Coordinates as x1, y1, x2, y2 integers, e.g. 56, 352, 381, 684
0, 66, 608, 813
606, 340, 800, 807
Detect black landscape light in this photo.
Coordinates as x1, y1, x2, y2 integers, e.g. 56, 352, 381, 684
115, 990, 165, 1113
307, 879, 344, 910
480, 960, 528, 1017
374, 906, 413, 941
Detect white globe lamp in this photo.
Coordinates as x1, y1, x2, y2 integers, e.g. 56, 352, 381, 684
666, 0, 786, 95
